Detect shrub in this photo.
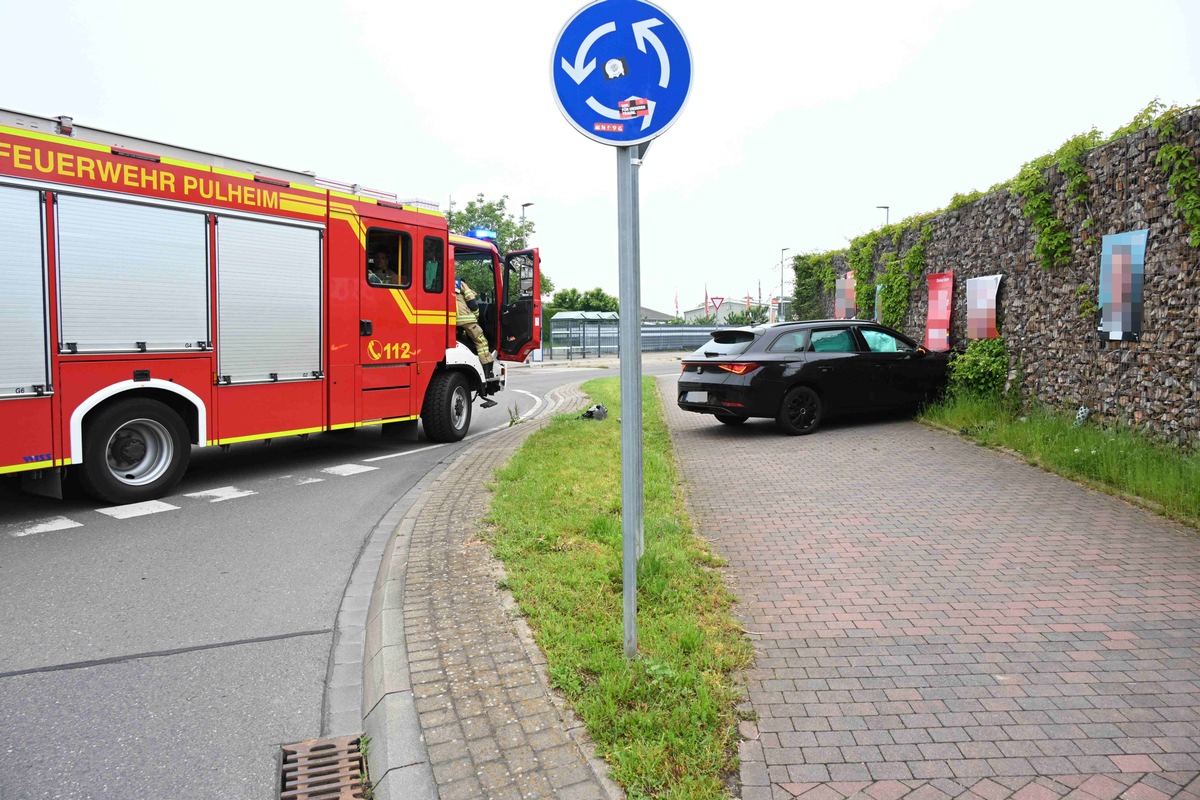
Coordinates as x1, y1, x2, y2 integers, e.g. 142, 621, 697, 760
947, 337, 1008, 399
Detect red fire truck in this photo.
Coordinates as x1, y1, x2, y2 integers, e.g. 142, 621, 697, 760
0, 109, 541, 504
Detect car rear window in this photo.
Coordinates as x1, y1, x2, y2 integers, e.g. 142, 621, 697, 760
767, 331, 808, 353
691, 330, 757, 357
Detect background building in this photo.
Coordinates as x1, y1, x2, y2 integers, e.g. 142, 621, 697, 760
681, 299, 778, 324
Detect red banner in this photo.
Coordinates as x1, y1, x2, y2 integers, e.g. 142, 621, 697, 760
926, 271, 953, 351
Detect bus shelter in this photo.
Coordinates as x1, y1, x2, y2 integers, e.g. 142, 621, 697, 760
546, 311, 619, 359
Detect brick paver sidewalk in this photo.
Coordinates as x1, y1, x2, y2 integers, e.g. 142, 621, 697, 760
659, 380, 1200, 800
401, 384, 620, 800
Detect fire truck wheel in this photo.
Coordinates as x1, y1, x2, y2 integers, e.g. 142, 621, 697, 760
80, 399, 191, 504
421, 372, 472, 442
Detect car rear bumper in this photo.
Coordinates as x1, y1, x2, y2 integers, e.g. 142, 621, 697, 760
677, 378, 775, 418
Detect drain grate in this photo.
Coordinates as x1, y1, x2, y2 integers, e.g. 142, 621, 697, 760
279, 734, 367, 799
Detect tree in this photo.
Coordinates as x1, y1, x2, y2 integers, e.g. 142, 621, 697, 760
550, 286, 619, 312
447, 193, 553, 296
579, 287, 619, 312
726, 306, 769, 326
447, 193, 532, 254
792, 252, 832, 321
551, 288, 583, 310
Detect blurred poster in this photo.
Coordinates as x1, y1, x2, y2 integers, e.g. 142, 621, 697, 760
926, 271, 953, 350
835, 272, 857, 319
874, 284, 882, 322
1100, 229, 1148, 341
966, 275, 1002, 339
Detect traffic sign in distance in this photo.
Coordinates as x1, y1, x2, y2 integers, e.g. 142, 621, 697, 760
551, 0, 693, 146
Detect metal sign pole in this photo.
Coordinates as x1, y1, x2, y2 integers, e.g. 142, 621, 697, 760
617, 143, 644, 660
551, 0, 692, 661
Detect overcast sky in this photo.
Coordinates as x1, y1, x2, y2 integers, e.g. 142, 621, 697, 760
3, 0, 1197, 315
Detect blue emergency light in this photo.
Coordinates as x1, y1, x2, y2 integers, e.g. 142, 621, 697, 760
464, 227, 497, 241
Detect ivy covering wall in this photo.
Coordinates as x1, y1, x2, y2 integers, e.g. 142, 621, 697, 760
788, 101, 1200, 444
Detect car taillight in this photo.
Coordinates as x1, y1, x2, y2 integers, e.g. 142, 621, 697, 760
718, 363, 759, 375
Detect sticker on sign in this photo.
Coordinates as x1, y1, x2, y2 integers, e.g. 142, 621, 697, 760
619, 98, 650, 118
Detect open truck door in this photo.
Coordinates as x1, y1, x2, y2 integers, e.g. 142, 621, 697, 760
497, 249, 541, 362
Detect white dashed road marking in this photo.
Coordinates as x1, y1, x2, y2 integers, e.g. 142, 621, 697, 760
184, 486, 257, 502
11, 517, 85, 537
363, 444, 447, 463
96, 501, 179, 519
321, 464, 379, 477
8, 394, 550, 534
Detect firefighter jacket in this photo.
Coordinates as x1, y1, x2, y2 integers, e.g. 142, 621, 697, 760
455, 278, 479, 325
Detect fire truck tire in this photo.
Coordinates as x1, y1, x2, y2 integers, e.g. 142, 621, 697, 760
79, 399, 191, 504
421, 372, 472, 443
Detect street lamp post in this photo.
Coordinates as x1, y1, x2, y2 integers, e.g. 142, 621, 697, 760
876, 205, 889, 226
520, 202, 534, 248
779, 247, 790, 322
519, 202, 539, 359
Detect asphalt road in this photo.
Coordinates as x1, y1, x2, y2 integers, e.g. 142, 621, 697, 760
0, 357, 681, 800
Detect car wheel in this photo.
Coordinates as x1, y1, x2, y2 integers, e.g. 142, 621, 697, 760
715, 413, 748, 426
80, 399, 191, 503
776, 386, 822, 435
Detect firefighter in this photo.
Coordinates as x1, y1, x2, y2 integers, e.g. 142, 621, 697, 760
369, 248, 399, 285
455, 278, 495, 379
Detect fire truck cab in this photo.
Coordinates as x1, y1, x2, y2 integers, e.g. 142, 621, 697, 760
0, 109, 541, 504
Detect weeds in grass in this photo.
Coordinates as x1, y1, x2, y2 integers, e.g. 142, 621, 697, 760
922, 396, 1200, 526
486, 377, 753, 799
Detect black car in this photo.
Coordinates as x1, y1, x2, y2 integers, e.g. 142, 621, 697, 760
677, 320, 949, 435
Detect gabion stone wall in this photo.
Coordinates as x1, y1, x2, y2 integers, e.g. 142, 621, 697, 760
821, 108, 1199, 445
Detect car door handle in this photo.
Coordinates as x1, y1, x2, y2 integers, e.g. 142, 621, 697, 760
818, 365, 834, 373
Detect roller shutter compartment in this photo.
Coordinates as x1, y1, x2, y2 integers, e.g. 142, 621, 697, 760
216, 217, 322, 384
56, 194, 209, 353
0, 185, 48, 396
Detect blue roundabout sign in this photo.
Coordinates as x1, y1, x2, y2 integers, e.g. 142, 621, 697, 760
551, 0, 693, 147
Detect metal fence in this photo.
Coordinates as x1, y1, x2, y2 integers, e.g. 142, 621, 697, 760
544, 320, 716, 360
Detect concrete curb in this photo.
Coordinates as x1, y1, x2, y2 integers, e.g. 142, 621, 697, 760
323, 462, 448, 737
361, 493, 438, 798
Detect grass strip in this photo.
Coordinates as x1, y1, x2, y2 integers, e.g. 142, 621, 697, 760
482, 377, 753, 799
921, 395, 1200, 526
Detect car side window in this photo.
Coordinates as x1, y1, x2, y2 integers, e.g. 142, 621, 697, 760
766, 331, 808, 353
860, 328, 914, 353
808, 328, 856, 353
